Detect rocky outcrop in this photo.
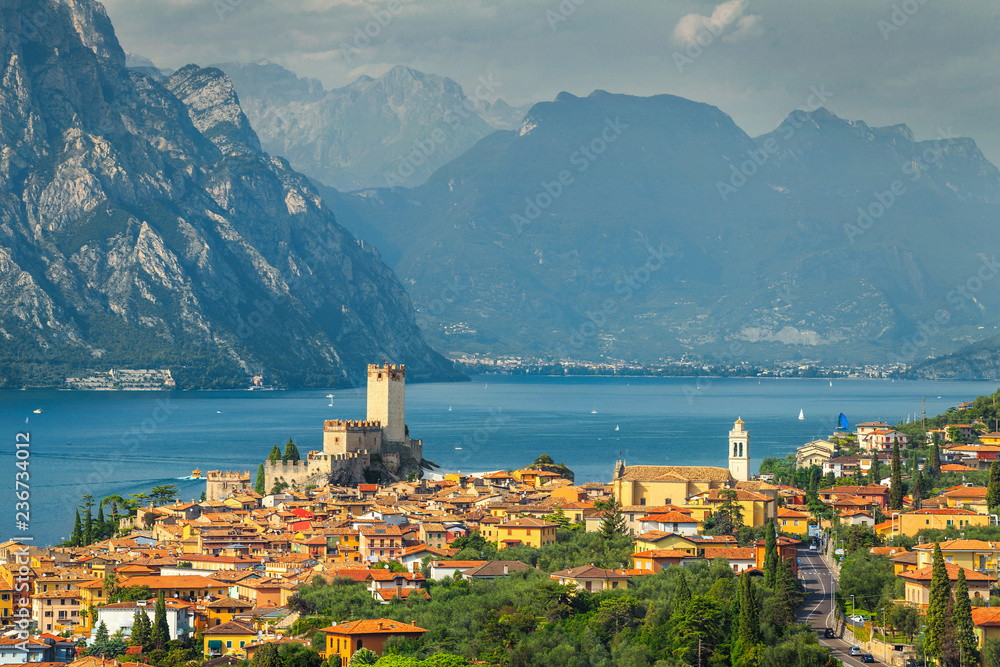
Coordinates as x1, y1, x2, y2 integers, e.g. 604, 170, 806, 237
0, 0, 460, 388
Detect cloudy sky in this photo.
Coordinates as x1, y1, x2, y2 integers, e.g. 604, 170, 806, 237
102, 0, 1000, 164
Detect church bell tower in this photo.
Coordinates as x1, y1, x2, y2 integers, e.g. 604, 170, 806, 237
728, 417, 749, 482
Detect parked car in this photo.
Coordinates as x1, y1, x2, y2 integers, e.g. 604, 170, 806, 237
824, 628, 835, 638
860, 654, 876, 663
849, 647, 863, 656
849, 614, 866, 623
810, 542, 818, 550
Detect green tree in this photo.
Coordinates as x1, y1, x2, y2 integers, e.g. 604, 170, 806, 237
283, 438, 300, 461
889, 442, 903, 510
732, 574, 762, 667
763, 521, 778, 588
255, 464, 266, 495
912, 470, 925, 510
148, 484, 178, 506
348, 648, 379, 666
268, 445, 282, 463
599, 496, 627, 539
150, 592, 169, 649
71, 509, 82, 547
954, 567, 979, 666
931, 443, 942, 477
674, 568, 692, 609
130, 609, 151, 647
925, 542, 951, 661
667, 595, 726, 665
771, 558, 802, 627
715, 489, 745, 536
250, 642, 281, 667
534, 454, 554, 465
984, 637, 1000, 667
808, 466, 820, 495
988, 461, 1000, 511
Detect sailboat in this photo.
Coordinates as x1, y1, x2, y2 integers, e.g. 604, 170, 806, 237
590, 408, 598, 414
614, 425, 620, 432
798, 409, 805, 420
326, 393, 334, 407
448, 406, 453, 412
829, 380, 833, 387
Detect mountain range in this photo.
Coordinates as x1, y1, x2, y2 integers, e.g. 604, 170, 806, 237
325, 91, 1000, 367
218, 62, 530, 191
0, 0, 459, 388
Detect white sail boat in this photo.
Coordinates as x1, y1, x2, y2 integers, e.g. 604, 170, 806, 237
326, 393, 334, 407
798, 409, 805, 420
615, 425, 620, 431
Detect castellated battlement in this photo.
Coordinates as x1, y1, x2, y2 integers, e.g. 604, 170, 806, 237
324, 419, 382, 431
367, 363, 405, 380
206, 470, 251, 481
205, 470, 252, 502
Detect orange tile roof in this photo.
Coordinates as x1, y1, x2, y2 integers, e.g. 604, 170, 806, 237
640, 511, 699, 523
899, 563, 996, 582
632, 549, 697, 559
972, 607, 1000, 627
320, 619, 426, 635
703, 547, 756, 560
912, 540, 1000, 551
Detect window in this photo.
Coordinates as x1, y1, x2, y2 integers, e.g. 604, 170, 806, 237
227, 642, 232, 649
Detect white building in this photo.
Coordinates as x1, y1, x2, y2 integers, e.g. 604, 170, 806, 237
95, 598, 194, 640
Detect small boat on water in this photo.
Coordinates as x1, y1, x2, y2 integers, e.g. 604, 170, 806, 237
327, 393, 334, 406
615, 425, 620, 431
33, 409, 42, 414
448, 406, 453, 412
590, 409, 598, 414
191, 469, 202, 479
455, 447, 462, 450
798, 409, 805, 420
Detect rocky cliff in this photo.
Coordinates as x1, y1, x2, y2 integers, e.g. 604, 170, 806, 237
0, 0, 459, 388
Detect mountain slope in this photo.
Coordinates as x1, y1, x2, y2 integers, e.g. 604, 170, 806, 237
0, 0, 458, 388
220, 62, 529, 191
329, 91, 1000, 365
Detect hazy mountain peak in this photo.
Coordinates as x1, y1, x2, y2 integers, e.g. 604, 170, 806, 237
54, 0, 125, 67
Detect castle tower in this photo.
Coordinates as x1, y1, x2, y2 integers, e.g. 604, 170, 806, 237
728, 417, 750, 482
367, 364, 406, 443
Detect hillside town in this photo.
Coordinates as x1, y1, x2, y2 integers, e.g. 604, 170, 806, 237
8, 379, 1000, 666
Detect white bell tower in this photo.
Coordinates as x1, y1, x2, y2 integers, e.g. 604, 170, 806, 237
728, 417, 749, 482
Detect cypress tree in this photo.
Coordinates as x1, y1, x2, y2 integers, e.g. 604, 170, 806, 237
889, 442, 903, 510
251, 642, 281, 667
931, 443, 942, 477
763, 521, 778, 588
255, 464, 266, 495
83, 506, 93, 545
988, 461, 1000, 510
912, 471, 924, 510
96, 505, 106, 540
71, 510, 82, 547
283, 438, 300, 461
267, 445, 281, 463
925, 543, 951, 661
150, 591, 169, 649
953, 567, 979, 666
131, 609, 150, 647
674, 569, 691, 610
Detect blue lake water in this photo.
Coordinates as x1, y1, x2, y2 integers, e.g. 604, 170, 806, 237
1, 376, 996, 546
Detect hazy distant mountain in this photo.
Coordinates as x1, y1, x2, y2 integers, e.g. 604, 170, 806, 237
328, 90, 1000, 366
0, 0, 459, 388
220, 62, 530, 191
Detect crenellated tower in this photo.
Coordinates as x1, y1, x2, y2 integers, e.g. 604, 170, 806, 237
367, 364, 406, 443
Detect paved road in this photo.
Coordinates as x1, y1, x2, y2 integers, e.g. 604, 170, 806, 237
796, 548, 891, 666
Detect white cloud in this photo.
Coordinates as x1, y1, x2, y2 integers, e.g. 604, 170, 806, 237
672, 1, 761, 47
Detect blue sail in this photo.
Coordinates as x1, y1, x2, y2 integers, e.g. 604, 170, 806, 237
838, 413, 849, 430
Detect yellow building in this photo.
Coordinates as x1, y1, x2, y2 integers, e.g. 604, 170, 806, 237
777, 508, 810, 536
206, 597, 255, 627
203, 620, 258, 658
912, 540, 1000, 575
900, 563, 995, 607
941, 486, 989, 514
321, 619, 427, 666
632, 532, 701, 555
972, 608, 1000, 650
685, 489, 775, 528
495, 517, 558, 549
894, 508, 990, 538
550, 565, 630, 592
612, 461, 733, 508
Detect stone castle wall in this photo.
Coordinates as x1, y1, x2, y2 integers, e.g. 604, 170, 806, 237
206, 471, 252, 502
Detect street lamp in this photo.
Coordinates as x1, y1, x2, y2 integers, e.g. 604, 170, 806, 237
882, 607, 887, 663
851, 594, 855, 616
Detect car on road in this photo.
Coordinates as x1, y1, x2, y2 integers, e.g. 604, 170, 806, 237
849, 647, 863, 656
860, 654, 876, 663
810, 543, 818, 550
823, 628, 835, 638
